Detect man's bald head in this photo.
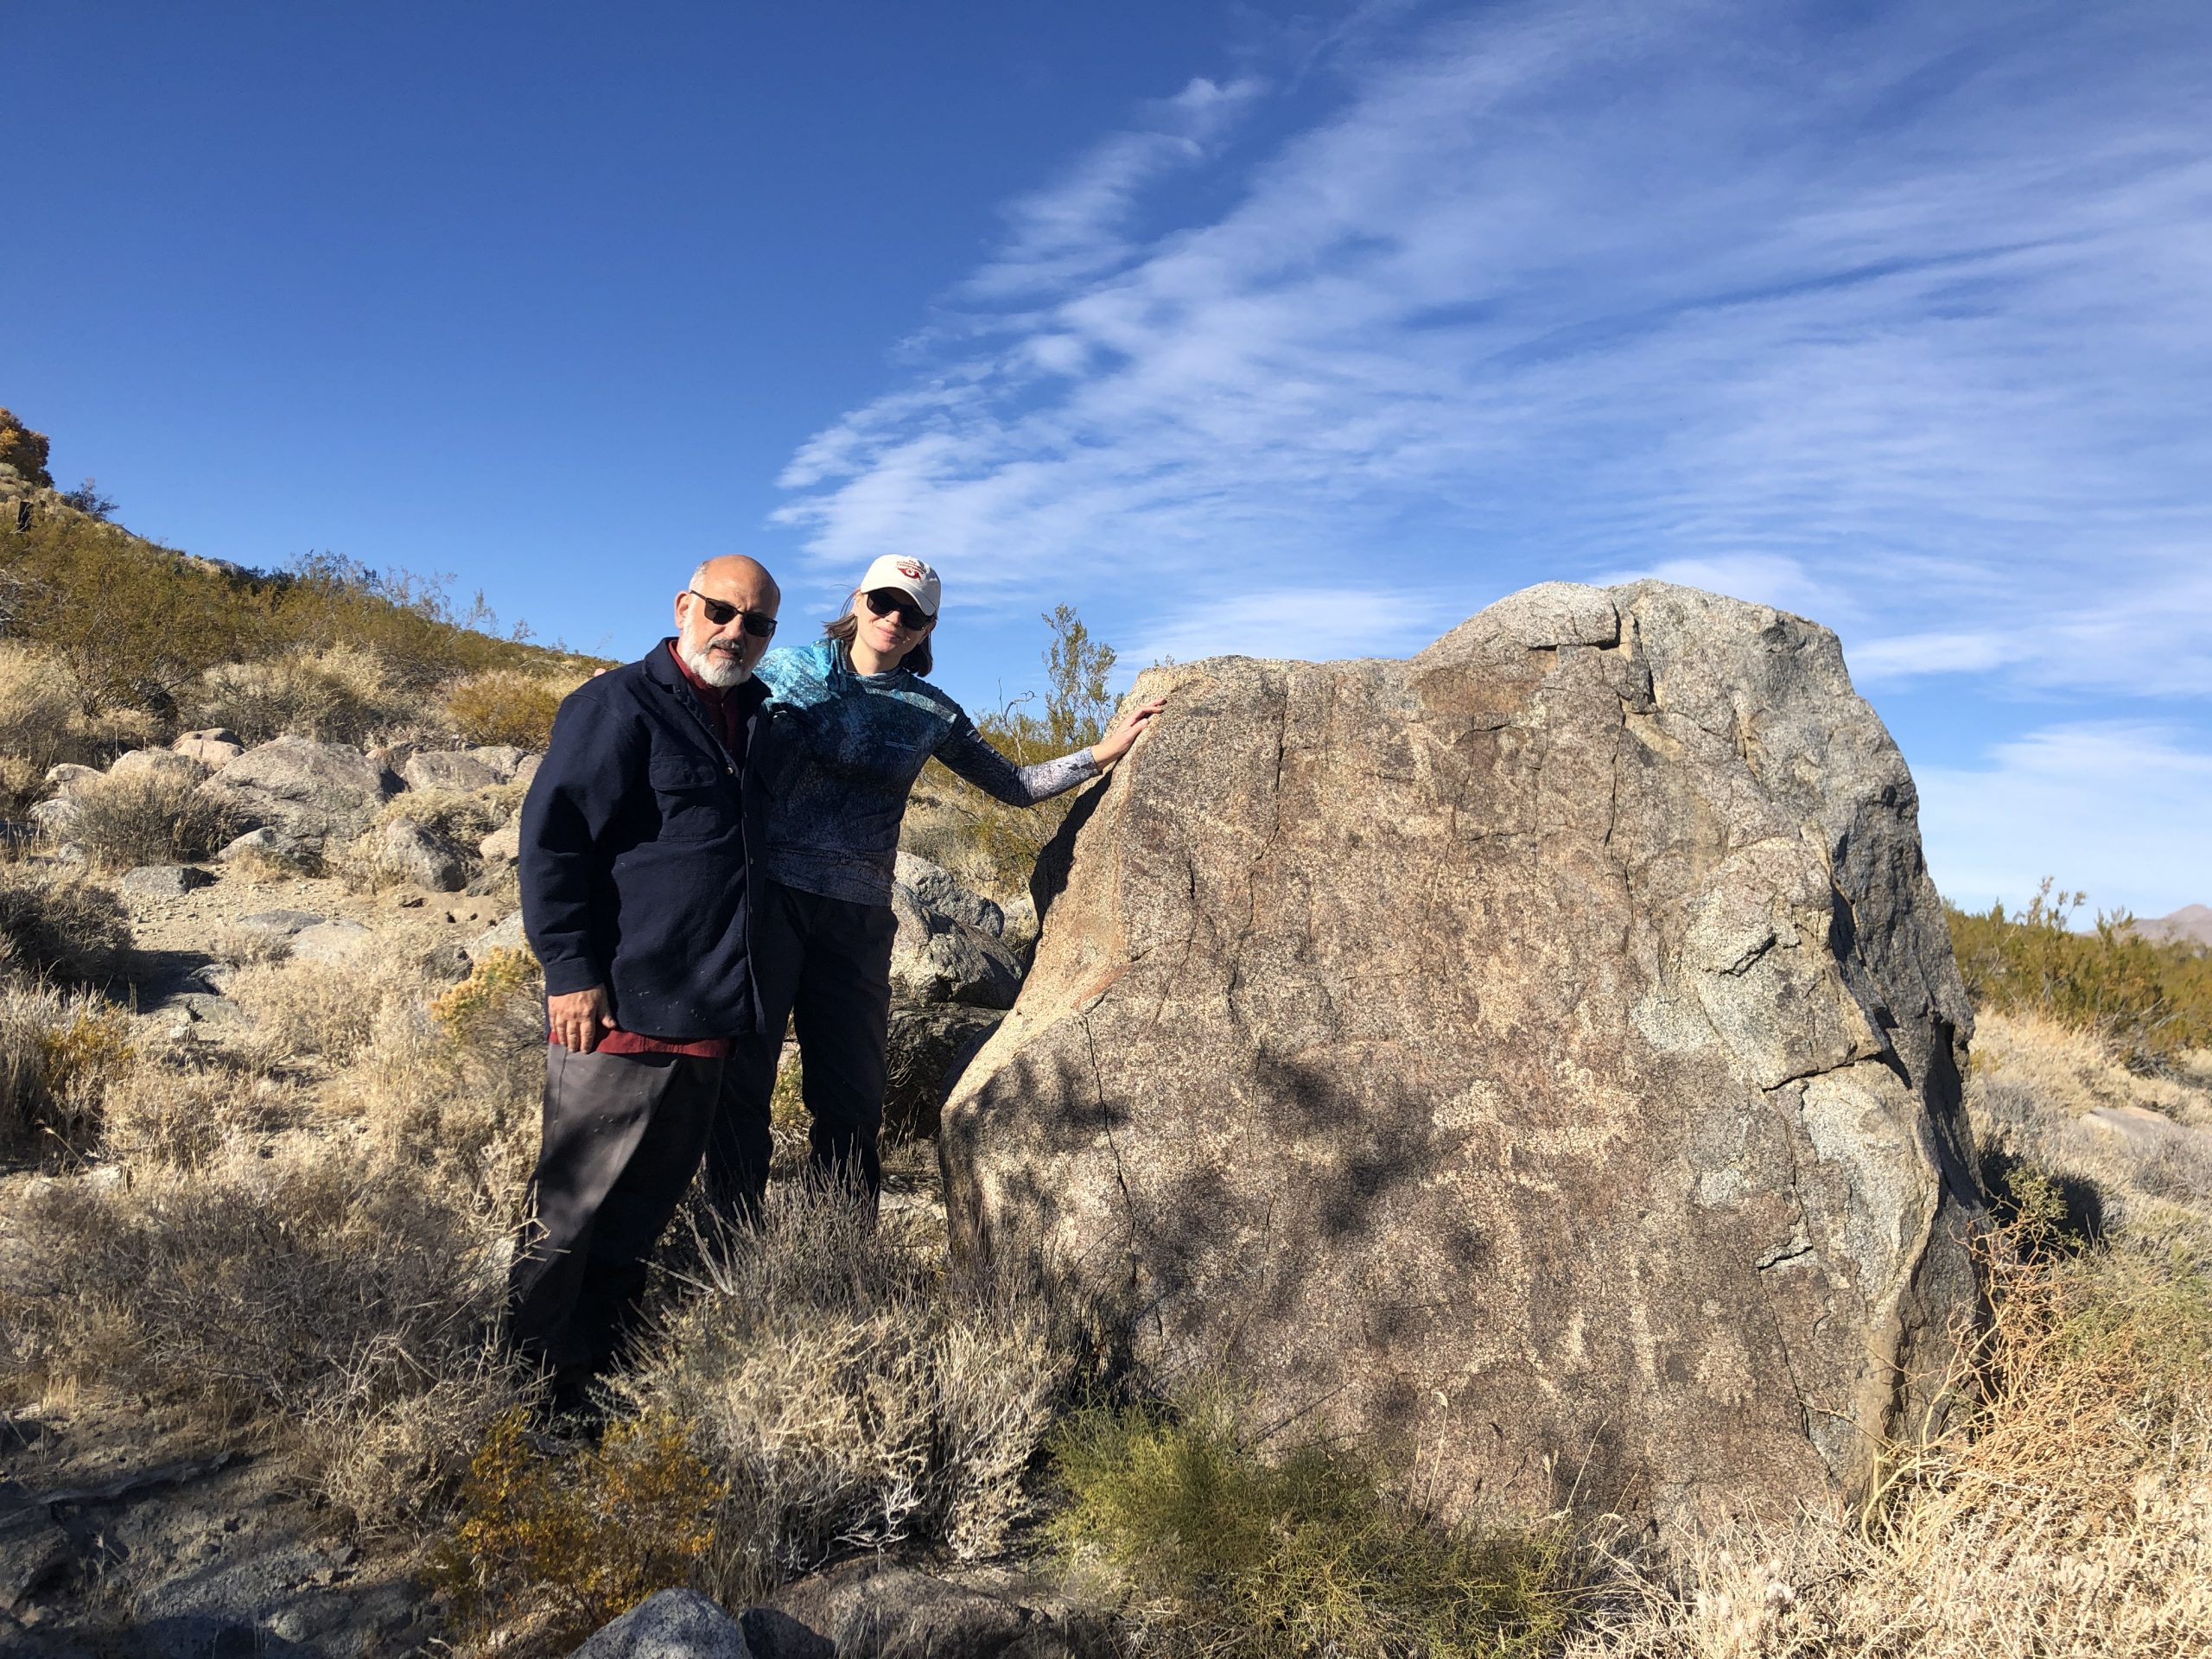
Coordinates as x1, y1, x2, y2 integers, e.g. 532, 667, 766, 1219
675, 556, 782, 687
689, 556, 779, 604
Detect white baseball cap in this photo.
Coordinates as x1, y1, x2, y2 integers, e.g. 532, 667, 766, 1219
857, 555, 942, 617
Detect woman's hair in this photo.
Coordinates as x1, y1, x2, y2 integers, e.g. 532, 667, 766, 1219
823, 605, 933, 677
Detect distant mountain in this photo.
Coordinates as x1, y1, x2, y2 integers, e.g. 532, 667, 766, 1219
2132, 904, 2212, 948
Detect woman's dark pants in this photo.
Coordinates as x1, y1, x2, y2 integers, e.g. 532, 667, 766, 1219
709, 878, 899, 1222
507, 1044, 725, 1387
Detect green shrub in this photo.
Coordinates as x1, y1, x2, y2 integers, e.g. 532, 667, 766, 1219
1947, 880, 2212, 1066
431, 1408, 726, 1651
444, 669, 569, 749
1048, 1396, 1578, 1659
67, 768, 240, 869
0, 861, 130, 982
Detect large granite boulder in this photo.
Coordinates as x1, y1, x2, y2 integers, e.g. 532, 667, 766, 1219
199, 735, 399, 848
404, 744, 526, 793
941, 581, 1984, 1524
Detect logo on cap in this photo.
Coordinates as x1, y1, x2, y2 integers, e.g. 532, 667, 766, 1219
895, 560, 926, 580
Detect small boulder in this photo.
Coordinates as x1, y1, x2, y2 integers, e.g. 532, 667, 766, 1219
28, 798, 80, 837
420, 940, 474, 982
479, 818, 522, 864
569, 1589, 751, 1659
173, 728, 245, 768
513, 753, 543, 792
238, 908, 325, 938
109, 747, 207, 784
217, 826, 305, 865
884, 1003, 1004, 1140
893, 852, 1005, 938
121, 864, 216, 899
290, 919, 374, 964
404, 746, 525, 793
41, 763, 99, 796
999, 892, 1039, 962
368, 817, 468, 893
471, 912, 530, 958
889, 887, 1023, 1009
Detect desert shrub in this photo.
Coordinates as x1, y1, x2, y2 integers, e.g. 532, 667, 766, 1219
0, 407, 54, 486
1050, 1395, 1577, 1659
58, 478, 118, 520
185, 643, 422, 745
1948, 880, 2212, 1067
0, 861, 130, 982
342, 944, 543, 1196
620, 1180, 1065, 1603
0, 642, 88, 796
0, 1144, 518, 1525
100, 1053, 307, 1170
444, 669, 568, 749
431, 1408, 725, 1650
0, 984, 130, 1158
229, 941, 425, 1069
66, 768, 239, 869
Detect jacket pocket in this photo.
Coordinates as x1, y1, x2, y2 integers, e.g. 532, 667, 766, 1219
647, 753, 735, 842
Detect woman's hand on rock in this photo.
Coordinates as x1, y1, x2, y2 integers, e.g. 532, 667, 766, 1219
1092, 696, 1167, 766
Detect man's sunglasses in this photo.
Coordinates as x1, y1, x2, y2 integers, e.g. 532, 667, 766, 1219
863, 588, 933, 631
687, 591, 779, 638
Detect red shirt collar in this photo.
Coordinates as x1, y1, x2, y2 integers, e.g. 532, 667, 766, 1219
666, 639, 727, 705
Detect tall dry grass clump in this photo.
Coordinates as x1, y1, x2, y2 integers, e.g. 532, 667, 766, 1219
0, 860, 130, 982
227, 938, 427, 1069
65, 767, 239, 869
615, 1181, 1066, 1604
0, 982, 133, 1159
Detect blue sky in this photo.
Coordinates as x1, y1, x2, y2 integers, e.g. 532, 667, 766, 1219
7, 2, 2208, 918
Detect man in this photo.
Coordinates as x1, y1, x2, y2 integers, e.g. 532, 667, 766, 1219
509, 554, 780, 1412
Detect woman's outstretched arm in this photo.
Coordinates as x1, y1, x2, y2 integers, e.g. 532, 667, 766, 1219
934, 696, 1166, 807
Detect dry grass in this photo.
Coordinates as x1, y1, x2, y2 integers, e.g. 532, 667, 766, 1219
66, 767, 240, 869
0, 860, 130, 982
99, 1052, 309, 1169
184, 642, 426, 746
617, 1180, 1067, 1604
0, 982, 133, 1159
226, 939, 427, 1069
442, 669, 574, 750
0, 1141, 520, 1532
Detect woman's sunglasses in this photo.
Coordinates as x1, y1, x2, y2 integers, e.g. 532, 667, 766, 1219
863, 588, 934, 631
687, 591, 779, 638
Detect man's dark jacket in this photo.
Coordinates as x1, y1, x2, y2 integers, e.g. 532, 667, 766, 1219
519, 641, 769, 1039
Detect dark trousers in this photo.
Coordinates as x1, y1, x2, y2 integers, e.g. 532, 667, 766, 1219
507, 1043, 727, 1383
708, 879, 899, 1222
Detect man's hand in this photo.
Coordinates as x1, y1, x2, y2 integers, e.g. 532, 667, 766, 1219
549, 986, 618, 1053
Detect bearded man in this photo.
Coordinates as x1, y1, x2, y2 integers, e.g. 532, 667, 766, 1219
510, 555, 780, 1413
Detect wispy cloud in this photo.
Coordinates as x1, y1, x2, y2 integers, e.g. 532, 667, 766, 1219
772, 0, 2212, 709
1916, 723, 2212, 919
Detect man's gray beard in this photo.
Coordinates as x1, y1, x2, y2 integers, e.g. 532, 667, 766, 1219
680, 641, 752, 688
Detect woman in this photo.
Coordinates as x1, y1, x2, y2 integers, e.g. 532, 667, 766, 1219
705, 554, 1164, 1217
